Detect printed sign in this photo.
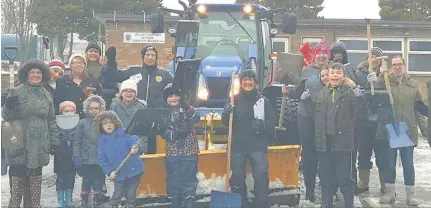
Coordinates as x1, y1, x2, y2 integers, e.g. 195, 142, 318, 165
123, 32, 165, 44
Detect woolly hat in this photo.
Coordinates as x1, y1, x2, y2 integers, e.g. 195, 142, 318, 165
18, 60, 51, 84
162, 83, 180, 103
371, 47, 383, 57
141, 45, 158, 58
68, 53, 87, 66
120, 79, 138, 93
48, 59, 66, 71
92, 110, 123, 134
239, 69, 257, 81
85, 43, 101, 54
82, 94, 106, 115
59, 101, 76, 113
314, 40, 331, 60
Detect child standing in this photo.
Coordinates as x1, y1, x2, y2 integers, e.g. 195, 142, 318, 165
161, 84, 200, 208
93, 110, 144, 208
73, 94, 106, 207
312, 63, 365, 208
55, 101, 79, 207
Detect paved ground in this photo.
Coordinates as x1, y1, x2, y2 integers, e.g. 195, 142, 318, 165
1, 138, 430, 207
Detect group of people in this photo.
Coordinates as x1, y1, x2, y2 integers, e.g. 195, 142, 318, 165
1, 44, 201, 208
280, 40, 428, 208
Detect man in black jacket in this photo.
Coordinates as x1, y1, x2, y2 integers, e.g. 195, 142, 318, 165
222, 70, 276, 208
102, 45, 173, 153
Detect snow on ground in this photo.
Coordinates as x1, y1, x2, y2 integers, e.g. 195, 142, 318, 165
1, 138, 430, 207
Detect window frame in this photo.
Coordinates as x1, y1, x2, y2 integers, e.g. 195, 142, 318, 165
301, 36, 324, 47
336, 37, 405, 70
407, 39, 431, 74
272, 37, 290, 53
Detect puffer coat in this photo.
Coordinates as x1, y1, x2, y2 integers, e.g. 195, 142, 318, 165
1, 60, 59, 169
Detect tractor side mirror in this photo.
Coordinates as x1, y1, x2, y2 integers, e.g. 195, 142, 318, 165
150, 13, 164, 33
282, 13, 297, 34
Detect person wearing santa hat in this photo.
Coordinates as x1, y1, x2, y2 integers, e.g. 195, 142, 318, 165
45, 59, 65, 96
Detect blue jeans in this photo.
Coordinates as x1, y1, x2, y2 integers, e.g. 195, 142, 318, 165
385, 146, 415, 186
56, 173, 75, 191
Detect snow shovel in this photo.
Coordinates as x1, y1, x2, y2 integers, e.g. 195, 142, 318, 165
366, 19, 376, 95
383, 71, 414, 148
210, 72, 241, 208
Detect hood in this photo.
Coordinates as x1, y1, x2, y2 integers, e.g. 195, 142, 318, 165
199, 54, 242, 77
18, 60, 51, 84
93, 110, 123, 134
330, 42, 348, 64
82, 94, 106, 115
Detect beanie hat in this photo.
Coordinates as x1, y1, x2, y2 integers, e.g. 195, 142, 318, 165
239, 69, 257, 81
120, 79, 138, 93
371, 47, 383, 57
59, 101, 76, 113
162, 83, 180, 103
48, 59, 66, 71
68, 53, 87, 66
141, 45, 158, 58
314, 40, 331, 60
92, 110, 123, 134
85, 43, 101, 54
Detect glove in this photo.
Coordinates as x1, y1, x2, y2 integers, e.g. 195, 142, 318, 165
300, 89, 310, 100
353, 85, 363, 97
49, 145, 58, 156
73, 157, 84, 167
4, 89, 18, 109
252, 119, 265, 134
105, 46, 116, 63
225, 104, 234, 114
179, 98, 190, 110
367, 72, 377, 83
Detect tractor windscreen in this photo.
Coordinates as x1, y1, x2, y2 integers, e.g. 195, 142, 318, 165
194, 10, 256, 60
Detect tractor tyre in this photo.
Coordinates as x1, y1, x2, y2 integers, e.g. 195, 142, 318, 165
275, 96, 300, 145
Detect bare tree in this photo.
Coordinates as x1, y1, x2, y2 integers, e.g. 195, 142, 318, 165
1, 0, 36, 63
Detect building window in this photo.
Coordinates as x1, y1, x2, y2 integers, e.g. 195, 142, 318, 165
272, 38, 289, 53
302, 37, 323, 47
408, 40, 431, 73
337, 37, 403, 68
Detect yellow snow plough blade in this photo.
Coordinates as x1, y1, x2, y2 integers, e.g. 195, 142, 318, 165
137, 145, 300, 196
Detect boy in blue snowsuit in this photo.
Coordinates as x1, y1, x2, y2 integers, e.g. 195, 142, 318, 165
161, 83, 200, 208
94, 110, 144, 208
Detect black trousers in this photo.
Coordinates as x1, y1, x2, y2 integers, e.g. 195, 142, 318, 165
230, 150, 269, 208
298, 115, 318, 192
319, 151, 354, 208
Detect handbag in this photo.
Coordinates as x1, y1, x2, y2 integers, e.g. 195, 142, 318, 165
1, 120, 25, 151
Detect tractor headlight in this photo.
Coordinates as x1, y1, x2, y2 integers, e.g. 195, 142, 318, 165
197, 5, 207, 15
198, 74, 208, 100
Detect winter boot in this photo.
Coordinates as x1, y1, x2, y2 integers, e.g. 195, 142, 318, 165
57, 190, 66, 207
355, 169, 370, 195
64, 189, 74, 207
29, 175, 43, 208
405, 186, 420, 206
80, 192, 90, 208
93, 193, 102, 207
183, 195, 195, 208
380, 183, 395, 204
305, 189, 316, 202
378, 169, 386, 194
8, 176, 24, 208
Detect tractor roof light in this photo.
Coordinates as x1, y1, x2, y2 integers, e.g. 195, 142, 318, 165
242, 5, 253, 14
197, 5, 207, 15
269, 52, 278, 60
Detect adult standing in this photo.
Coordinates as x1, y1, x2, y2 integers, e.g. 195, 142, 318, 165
283, 40, 331, 202
354, 47, 388, 194
45, 59, 66, 96
368, 56, 428, 205
102, 45, 173, 153
222, 70, 276, 208
54, 54, 103, 118
2, 60, 60, 207
330, 42, 358, 82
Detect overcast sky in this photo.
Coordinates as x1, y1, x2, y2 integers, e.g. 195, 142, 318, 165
162, 0, 381, 19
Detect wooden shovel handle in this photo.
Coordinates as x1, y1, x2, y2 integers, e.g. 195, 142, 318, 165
366, 20, 375, 95
226, 72, 235, 192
